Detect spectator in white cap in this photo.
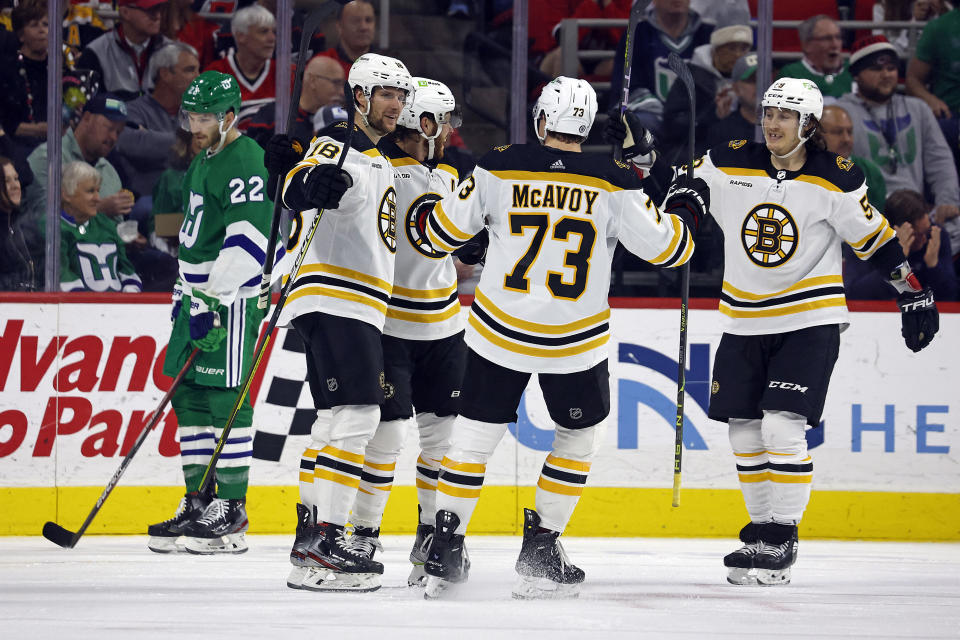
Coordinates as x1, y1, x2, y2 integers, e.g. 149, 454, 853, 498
777, 15, 852, 98
662, 23, 752, 163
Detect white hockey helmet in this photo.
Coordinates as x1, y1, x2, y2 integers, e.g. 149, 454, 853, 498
761, 77, 824, 157
531, 76, 598, 143
398, 77, 462, 134
348, 53, 415, 116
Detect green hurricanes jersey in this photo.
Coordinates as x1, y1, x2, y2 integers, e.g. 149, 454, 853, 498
59, 212, 142, 292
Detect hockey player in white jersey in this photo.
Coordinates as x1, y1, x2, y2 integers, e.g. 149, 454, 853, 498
690, 78, 939, 586
273, 52, 414, 592
416, 77, 703, 599
343, 78, 475, 586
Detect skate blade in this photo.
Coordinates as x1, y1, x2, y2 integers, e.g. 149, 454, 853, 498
423, 575, 451, 600
287, 566, 308, 589
299, 567, 381, 592
184, 533, 248, 555
756, 567, 791, 586
726, 567, 758, 586
147, 536, 186, 554
511, 575, 581, 600
407, 563, 426, 587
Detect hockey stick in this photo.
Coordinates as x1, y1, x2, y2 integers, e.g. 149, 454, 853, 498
258, 5, 334, 311
196, 81, 357, 495
42, 348, 200, 548
666, 52, 694, 508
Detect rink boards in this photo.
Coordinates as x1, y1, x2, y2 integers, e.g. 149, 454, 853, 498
0, 293, 957, 539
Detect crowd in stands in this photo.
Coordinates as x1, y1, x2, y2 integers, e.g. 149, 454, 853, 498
1, 0, 959, 302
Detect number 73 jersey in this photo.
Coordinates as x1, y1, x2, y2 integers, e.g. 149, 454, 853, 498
425, 143, 694, 374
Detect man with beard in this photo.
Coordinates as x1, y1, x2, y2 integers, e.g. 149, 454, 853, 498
777, 15, 852, 99
270, 52, 414, 593
838, 35, 960, 257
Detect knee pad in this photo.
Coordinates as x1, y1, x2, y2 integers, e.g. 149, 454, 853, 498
760, 410, 808, 460
728, 418, 763, 455
365, 417, 411, 459
445, 417, 508, 464
309, 410, 332, 446
327, 404, 380, 449
551, 421, 607, 461
417, 412, 454, 458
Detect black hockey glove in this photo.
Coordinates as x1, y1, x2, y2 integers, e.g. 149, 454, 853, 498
664, 175, 709, 236
264, 134, 304, 196
603, 108, 657, 167
453, 228, 489, 265
303, 164, 354, 210
897, 286, 938, 352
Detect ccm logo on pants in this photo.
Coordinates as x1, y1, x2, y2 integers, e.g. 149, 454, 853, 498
769, 381, 808, 393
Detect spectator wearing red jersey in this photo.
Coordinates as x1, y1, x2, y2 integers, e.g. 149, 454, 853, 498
317, 0, 376, 77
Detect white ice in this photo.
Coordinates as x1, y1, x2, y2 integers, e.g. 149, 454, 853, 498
1, 536, 958, 639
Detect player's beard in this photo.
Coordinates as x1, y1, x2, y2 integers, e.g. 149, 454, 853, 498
367, 108, 397, 137
196, 129, 223, 152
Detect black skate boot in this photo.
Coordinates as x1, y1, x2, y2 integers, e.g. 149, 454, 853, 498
512, 508, 584, 599
754, 522, 799, 586
287, 503, 317, 589
408, 517, 435, 587
423, 510, 470, 600
723, 522, 764, 585
299, 522, 384, 592
183, 498, 249, 555
146, 488, 213, 553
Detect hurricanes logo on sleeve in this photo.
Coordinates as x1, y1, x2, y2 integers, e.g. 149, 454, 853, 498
378, 187, 398, 253
406, 192, 445, 258
741, 203, 798, 267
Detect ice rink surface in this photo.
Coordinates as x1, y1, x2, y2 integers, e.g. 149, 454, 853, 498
1, 535, 958, 640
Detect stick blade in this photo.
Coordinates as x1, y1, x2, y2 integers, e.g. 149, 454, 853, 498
42, 521, 77, 548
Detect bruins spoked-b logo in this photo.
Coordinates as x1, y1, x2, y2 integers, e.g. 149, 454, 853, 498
741, 203, 798, 267
378, 187, 398, 253
406, 192, 445, 258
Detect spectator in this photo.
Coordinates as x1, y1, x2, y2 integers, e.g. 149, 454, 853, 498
0, 0, 49, 156
163, 0, 221, 70
838, 35, 960, 256
60, 161, 142, 293
906, 5, 960, 171
150, 128, 202, 257
0, 155, 38, 291
844, 189, 957, 301
205, 4, 277, 131
609, 0, 713, 137
62, 0, 108, 65
777, 15, 852, 99
317, 0, 376, 77
705, 52, 757, 148
117, 42, 200, 210
23, 93, 133, 237
76, 0, 173, 102
874, 0, 950, 56
820, 104, 887, 208
248, 54, 346, 147
539, 0, 631, 79
662, 23, 752, 162
689, 0, 751, 28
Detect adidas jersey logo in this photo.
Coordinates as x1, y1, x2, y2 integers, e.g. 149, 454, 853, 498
549, 159, 565, 170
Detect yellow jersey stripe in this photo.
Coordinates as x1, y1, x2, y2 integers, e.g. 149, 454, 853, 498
286, 286, 388, 314
852, 225, 896, 257
415, 478, 437, 490
722, 275, 844, 301
649, 215, 683, 265
298, 471, 314, 483
716, 167, 768, 178
537, 477, 585, 496
734, 451, 766, 458
474, 288, 610, 334
768, 474, 813, 484
391, 283, 458, 299
545, 454, 591, 473
302, 448, 320, 459
386, 305, 460, 324
361, 148, 381, 158
719, 297, 846, 319
488, 170, 622, 192
469, 314, 610, 358
436, 163, 458, 180
794, 174, 842, 192
363, 460, 396, 472
433, 201, 474, 241
321, 445, 364, 465
738, 472, 770, 483
314, 468, 361, 488
441, 457, 486, 473
425, 224, 458, 253
437, 482, 483, 498
297, 263, 393, 293
387, 156, 420, 167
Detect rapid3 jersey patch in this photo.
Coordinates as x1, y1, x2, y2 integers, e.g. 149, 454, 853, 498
406, 192, 446, 258
741, 203, 798, 267
378, 186, 398, 253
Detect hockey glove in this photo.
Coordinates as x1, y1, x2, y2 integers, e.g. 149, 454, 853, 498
303, 163, 354, 210
603, 108, 657, 169
264, 134, 304, 196
170, 279, 184, 323
664, 175, 709, 236
189, 289, 227, 352
897, 284, 938, 352
453, 228, 489, 265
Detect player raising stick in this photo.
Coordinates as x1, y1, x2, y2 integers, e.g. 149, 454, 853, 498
418, 77, 702, 599
688, 78, 939, 586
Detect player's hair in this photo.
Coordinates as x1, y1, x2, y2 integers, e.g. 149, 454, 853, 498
803, 116, 827, 152
0, 156, 18, 212
337, 0, 376, 20
11, 0, 47, 36
148, 42, 199, 83
232, 4, 275, 36
883, 189, 929, 226
797, 14, 835, 43
547, 130, 587, 145
61, 161, 101, 198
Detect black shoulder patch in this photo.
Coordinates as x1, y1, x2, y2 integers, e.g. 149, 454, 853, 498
803, 149, 866, 193
708, 140, 768, 171
316, 121, 375, 152
378, 138, 407, 160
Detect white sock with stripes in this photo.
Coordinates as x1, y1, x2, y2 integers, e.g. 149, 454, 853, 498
313, 404, 380, 527
535, 423, 605, 533
435, 417, 508, 535
298, 411, 332, 512
761, 410, 812, 524
351, 417, 411, 529
729, 418, 772, 522
415, 412, 455, 524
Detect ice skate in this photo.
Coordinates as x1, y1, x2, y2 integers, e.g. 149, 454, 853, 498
408, 520, 434, 587
298, 522, 384, 592
512, 508, 584, 599
146, 490, 211, 553
183, 498, 249, 554
423, 510, 470, 600
754, 523, 798, 586
724, 522, 764, 585
287, 503, 317, 589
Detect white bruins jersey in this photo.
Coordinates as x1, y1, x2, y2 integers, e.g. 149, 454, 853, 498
694, 140, 897, 335
425, 143, 693, 374
380, 140, 462, 340
278, 121, 397, 330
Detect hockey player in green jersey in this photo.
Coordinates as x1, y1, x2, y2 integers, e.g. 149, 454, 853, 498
147, 71, 275, 555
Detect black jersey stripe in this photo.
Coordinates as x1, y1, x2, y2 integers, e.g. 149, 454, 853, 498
437, 469, 485, 487
540, 465, 588, 485
316, 455, 363, 477
427, 215, 466, 250
416, 465, 440, 480
769, 461, 814, 473
472, 303, 608, 347
660, 222, 690, 269
291, 274, 391, 304
855, 225, 885, 254
721, 286, 846, 309
388, 291, 460, 311
360, 470, 393, 484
